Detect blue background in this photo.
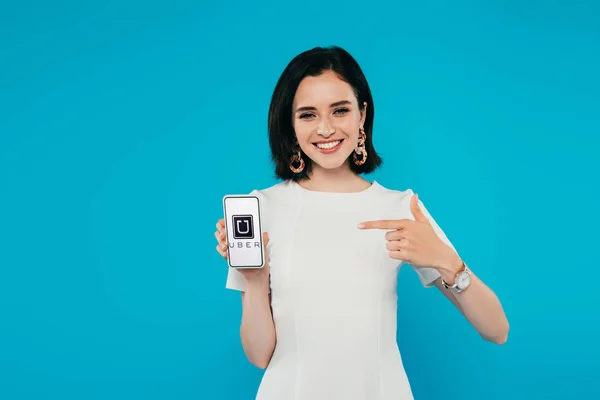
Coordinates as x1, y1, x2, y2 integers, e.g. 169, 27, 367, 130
1, 1, 599, 399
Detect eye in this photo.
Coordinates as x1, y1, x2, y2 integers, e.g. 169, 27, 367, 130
299, 113, 315, 120
333, 107, 350, 115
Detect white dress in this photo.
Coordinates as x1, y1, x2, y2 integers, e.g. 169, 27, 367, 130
225, 180, 457, 400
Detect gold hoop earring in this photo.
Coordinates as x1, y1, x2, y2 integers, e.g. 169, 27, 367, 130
353, 127, 368, 166
289, 146, 305, 174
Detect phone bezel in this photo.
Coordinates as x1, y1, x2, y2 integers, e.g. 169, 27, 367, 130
222, 195, 265, 269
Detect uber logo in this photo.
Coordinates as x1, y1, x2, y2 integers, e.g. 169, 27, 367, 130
232, 215, 254, 239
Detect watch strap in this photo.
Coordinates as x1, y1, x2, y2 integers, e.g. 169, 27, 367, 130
441, 261, 467, 290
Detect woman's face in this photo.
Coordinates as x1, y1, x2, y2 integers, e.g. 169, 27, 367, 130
292, 70, 366, 172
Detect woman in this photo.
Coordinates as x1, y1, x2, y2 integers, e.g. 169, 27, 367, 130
214, 46, 509, 400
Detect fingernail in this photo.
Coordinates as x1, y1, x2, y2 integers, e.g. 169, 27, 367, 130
221, 244, 226, 250
357, 223, 365, 229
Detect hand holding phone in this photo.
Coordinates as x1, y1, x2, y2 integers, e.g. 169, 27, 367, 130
216, 195, 270, 287
221, 195, 266, 269
215, 218, 270, 286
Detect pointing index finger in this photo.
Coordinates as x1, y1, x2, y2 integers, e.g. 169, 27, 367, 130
357, 220, 408, 230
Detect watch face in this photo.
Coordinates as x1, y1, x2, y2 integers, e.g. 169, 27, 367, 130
456, 271, 471, 290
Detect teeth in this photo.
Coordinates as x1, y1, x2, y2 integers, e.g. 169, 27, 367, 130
316, 140, 341, 149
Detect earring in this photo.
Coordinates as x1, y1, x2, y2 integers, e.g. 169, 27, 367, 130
353, 127, 368, 166
289, 146, 305, 174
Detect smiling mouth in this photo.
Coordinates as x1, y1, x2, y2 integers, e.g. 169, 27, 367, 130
313, 139, 344, 150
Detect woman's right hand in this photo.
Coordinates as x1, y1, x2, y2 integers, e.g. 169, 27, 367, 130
215, 219, 270, 284
215, 219, 275, 369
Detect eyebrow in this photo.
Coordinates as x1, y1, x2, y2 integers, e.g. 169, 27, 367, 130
294, 100, 352, 113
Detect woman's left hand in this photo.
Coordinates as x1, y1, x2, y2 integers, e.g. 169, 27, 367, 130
357, 194, 461, 274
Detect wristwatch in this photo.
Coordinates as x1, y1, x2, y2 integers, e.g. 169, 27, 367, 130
441, 261, 472, 293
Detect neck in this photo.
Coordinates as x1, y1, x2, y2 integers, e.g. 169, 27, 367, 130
298, 161, 371, 193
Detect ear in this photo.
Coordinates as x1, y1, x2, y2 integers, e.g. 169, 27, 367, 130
360, 102, 368, 127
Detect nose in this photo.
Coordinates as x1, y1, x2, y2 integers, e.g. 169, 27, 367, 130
317, 117, 335, 137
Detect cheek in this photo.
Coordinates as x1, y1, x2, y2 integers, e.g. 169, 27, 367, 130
293, 122, 313, 147
339, 121, 360, 143
338, 116, 360, 132
294, 121, 314, 153
294, 120, 309, 134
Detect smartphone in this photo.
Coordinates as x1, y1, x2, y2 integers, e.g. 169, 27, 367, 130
222, 195, 264, 269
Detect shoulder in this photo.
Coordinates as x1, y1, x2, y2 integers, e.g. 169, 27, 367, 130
248, 181, 296, 231
372, 181, 415, 204
250, 180, 295, 202
368, 181, 421, 221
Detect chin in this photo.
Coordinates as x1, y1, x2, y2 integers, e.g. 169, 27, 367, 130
308, 153, 352, 170
318, 162, 347, 170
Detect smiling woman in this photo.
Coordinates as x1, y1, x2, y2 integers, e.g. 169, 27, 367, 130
295, 89, 360, 162
267, 47, 382, 183
214, 46, 509, 400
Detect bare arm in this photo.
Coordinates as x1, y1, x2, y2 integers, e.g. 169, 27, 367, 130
359, 194, 509, 345
435, 262, 509, 344
240, 282, 276, 369
215, 219, 276, 368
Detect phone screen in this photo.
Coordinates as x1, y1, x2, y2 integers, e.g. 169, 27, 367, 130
222, 195, 264, 268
